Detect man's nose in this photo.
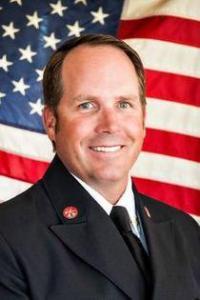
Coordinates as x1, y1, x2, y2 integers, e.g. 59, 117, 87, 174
95, 108, 120, 134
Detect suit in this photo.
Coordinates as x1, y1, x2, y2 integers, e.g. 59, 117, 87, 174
0, 155, 199, 299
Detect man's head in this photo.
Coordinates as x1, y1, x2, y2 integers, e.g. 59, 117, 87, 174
43, 34, 146, 194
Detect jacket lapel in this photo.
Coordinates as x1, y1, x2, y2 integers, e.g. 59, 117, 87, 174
43, 156, 144, 299
134, 189, 196, 299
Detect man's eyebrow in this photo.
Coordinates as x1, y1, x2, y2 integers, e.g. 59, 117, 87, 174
72, 95, 98, 102
118, 95, 139, 101
71, 94, 139, 103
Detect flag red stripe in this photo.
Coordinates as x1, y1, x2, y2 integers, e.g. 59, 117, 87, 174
145, 69, 200, 107
118, 16, 200, 48
1, 152, 200, 216
118, 8, 200, 217
0, 150, 49, 183
133, 177, 200, 215
143, 129, 200, 162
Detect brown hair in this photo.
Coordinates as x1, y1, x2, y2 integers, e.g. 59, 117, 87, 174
43, 34, 146, 113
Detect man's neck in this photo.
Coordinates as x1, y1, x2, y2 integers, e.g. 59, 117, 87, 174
74, 175, 129, 205
92, 183, 127, 204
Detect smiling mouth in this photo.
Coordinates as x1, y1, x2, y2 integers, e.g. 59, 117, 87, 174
90, 146, 123, 153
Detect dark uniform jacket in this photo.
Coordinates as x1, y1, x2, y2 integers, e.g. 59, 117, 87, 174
0, 155, 199, 299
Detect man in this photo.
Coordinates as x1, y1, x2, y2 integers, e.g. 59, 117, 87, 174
0, 34, 199, 300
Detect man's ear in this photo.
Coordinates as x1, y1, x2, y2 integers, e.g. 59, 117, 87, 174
43, 106, 57, 142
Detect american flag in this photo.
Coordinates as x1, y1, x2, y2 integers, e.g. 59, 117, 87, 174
0, 0, 199, 224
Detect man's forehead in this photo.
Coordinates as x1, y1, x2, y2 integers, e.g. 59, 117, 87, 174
62, 43, 130, 66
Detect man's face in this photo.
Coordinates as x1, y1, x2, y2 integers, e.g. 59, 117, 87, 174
44, 45, 146, 189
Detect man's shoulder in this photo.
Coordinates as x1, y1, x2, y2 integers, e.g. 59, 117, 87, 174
139, 192, 199, 231
0, 181, 44, 229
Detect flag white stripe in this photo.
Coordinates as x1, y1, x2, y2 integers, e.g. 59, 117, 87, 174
132, 152, 200, 190
125, 38, 200, 79
1, 99, 199, 163
0, 175, 31, 203
1, 174, 199, 226
122, 0, 200, 21
146, 98, 200, 138
1, 178, 199, 227
0, 124, 53, 161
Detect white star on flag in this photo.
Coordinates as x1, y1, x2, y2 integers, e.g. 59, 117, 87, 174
91, 6, 109, 25
0, 55, 13, 72
50, 0, 67, 17
74, 0, 87, 5
66, 21, 84, 37
10, 0, 22, 5
12, 78, 30, 96
29, 98, 44, 116
26, 11, 42, 29
43, 32, 61, 50
0, 91, 6, 104
35, 68, 44, 82
0, 6, 2, 10
2, 22, 20, 39
19, 45, 37, 63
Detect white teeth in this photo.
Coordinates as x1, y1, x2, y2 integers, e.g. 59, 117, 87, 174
92, 146, 121, 153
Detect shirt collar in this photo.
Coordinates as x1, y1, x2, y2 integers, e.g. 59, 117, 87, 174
71, 174, 137, 228
116, 177, 137, 226
71, 173, 113, 214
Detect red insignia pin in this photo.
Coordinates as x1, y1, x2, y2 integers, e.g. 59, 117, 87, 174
63, 206, 78, 219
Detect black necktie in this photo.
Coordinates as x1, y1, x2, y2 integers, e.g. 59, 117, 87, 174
110, 206, 151, 289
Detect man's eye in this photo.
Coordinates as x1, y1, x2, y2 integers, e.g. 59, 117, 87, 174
119, 102, 132, 109
79, 102, 94, 110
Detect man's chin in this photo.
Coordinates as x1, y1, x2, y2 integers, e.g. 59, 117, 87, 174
92, 170, 128, 185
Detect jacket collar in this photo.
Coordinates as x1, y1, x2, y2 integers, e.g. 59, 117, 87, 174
42, 155, 146, 299
134, 188, 196, 299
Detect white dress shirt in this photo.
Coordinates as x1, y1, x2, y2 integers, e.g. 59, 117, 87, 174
72, 174, 140, 237
72, 174, 148, 252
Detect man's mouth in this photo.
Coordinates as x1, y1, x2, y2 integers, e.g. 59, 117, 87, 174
90, 146, 123, 153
